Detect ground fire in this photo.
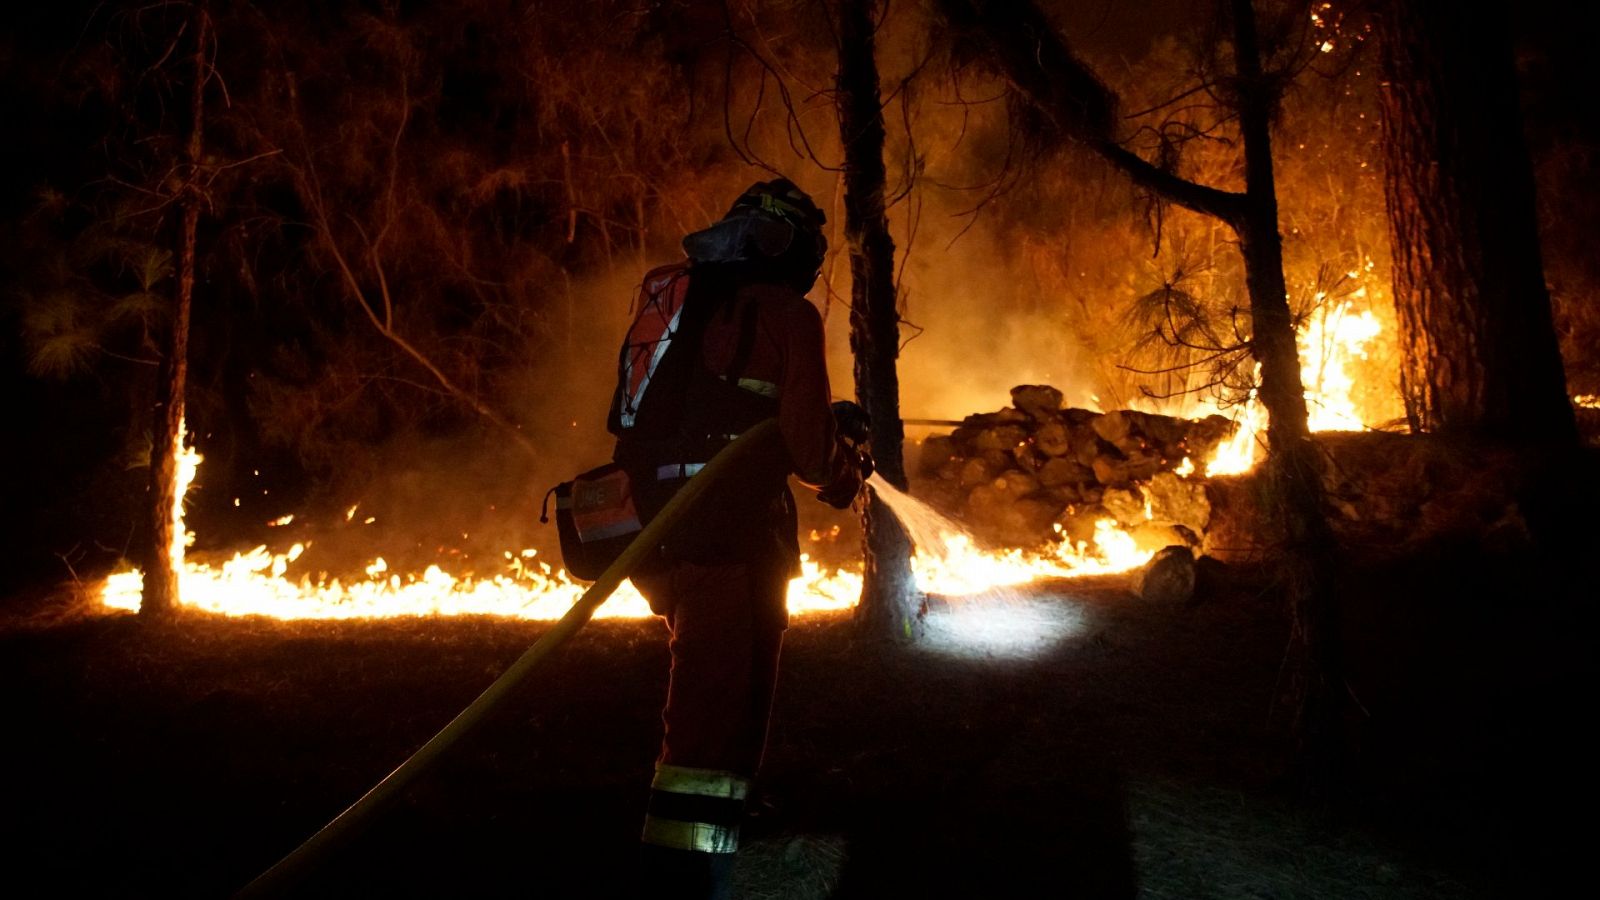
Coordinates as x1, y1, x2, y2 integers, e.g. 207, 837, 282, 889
98, 289, 1388, 622
8, 0, 1600, 896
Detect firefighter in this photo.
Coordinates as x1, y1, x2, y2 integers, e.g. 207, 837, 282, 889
608, 178, 867, 898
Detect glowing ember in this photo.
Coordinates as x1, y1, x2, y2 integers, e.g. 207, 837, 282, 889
1575, 394, 1599, 410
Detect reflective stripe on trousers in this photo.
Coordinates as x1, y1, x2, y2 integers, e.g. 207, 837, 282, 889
640, 763, 750, 855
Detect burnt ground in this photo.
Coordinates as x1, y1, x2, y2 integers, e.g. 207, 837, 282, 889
0, 544, 1593, 899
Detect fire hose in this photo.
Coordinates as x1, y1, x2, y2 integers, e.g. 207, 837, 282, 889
236, 419, 781, 898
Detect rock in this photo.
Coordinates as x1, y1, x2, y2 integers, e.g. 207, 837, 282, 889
1143, 470, 1211, 535
967, 488, 1058, 546
1134, 545, 1197, 605
1034, 420, 1072, 456
979, 449, 1014, 471
952, 411, 1026, 452
1055, 506, 1109, 546
1038, 457, 1094, 488
1041, 484, 1081, 506
1063, 408, 1101, 426
1012, 442, 1046, 473
1010, 384, 1064, 420
936, 458, 965, 482
1072, 432, 1104, 467
972, 424, 1028, 453
1130, 522, 1194, 553
1135, 412, 1188, 446
917, 435, 958, 478
957, 457, 995, 488
1091, 410, 1132, 444
1124, 452, 1163, 482
1101, 487, 1147, 526
1185, 415, 1235, 459
1113, 434, 1148, 456
1006, 498, 1063, 545
1092, 454, 1134, 487
990, 470, 1042, 499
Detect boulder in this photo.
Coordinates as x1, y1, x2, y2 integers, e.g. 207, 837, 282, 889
1185, 415, 1235, 459
1134, 545, 1198, 606
1038, 457, 1095, 488
1041, 484, 1082, 506
1072, 432, 1104, 467
1124, 452, 1163, 482
1143, 470, 1211, 535
1101, 487, 1148, 526
957, 457, 996, 488
1055, 505, 1109, 546
967, 488, 1058, 547
1135, 412, 1188, 446
972, 424, 1028, 453
917, 435, 958, 478
1092, 410, 1132, 444
990, 470, 1042, 500
1034, 420, 1073, 457
1010, 384, 1065, 420
1012, 442, 1046, 473
1092, 454, 1135, 487
1130, 522, 1194, 554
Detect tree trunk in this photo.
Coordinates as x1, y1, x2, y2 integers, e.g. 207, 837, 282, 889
836, 0, 920, 642
934, 0, 1347, 784
1229, 0, 1343, 787
1377, 0, 1576, 443
141, 4, 208, 620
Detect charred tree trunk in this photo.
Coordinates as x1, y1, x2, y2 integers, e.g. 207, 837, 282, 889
1377, 0, 1576, 443
835, 0, 920, 642
1229, 0, 1343, 785
140, 4, 208, 620
937, 0, 1346, 783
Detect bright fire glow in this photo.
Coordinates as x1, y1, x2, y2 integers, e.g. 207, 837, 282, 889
101, 293, 1384, 624
1205, 300, 1382, 476
869, 476, 1154, 594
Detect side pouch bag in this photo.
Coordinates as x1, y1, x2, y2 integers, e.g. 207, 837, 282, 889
542, 463, 643, 581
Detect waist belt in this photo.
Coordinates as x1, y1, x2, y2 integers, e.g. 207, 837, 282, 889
652, 434, 743, 481
656, 463, 706, 480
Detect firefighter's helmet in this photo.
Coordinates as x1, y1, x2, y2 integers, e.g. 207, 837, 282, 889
683, 178, 827, 291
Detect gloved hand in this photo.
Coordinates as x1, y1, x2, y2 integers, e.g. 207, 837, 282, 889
830, 400, 872, 447
852, 445, 875, 482
816, 443, 873, 510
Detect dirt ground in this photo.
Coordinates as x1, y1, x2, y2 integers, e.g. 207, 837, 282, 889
1, 543, 1592, 899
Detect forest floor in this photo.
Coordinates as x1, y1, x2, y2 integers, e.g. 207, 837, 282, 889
1, 542, 1593, 899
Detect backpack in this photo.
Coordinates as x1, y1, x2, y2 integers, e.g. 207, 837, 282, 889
545, 262, 784, 580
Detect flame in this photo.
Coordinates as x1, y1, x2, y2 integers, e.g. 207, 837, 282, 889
868, 476, 1154, 597
1204, 299, 1382, 476
100, 293, 1385, 623
1575, 394, 1599, 410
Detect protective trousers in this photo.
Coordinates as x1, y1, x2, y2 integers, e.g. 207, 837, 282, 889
632, 556, 789, 898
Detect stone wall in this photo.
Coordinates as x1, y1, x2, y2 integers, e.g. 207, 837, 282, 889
911, 385, 1233, 551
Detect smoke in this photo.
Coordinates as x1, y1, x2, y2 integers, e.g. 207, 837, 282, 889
184, 0, 1399, 582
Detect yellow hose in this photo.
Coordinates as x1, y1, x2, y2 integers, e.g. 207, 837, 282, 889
236, 419, 780, 898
